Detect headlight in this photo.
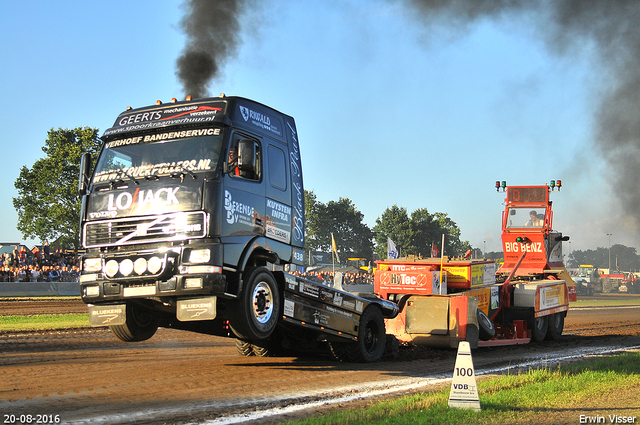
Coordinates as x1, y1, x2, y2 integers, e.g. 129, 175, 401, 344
85, 285, 100, 297
148, 256, 163, 274
105, 260, 119, 278
134, 258, 148, 275
119, 259, 134, 276
84, 258, 102, 273
189, 249, 210, 263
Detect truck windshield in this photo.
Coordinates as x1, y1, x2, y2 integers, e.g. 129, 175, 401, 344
92, 128, 223, 184
505, 207, 545, 229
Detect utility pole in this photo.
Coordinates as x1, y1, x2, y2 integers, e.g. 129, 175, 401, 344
607, 233, 612, 272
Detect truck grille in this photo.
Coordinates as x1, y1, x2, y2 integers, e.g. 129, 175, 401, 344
84, 211, 206, 248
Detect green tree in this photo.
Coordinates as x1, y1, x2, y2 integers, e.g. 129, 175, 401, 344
304, 191, 373, 263
569, 244, 640, 271
13, 127, 101, 250
373, 205, 471, 260
372, 205, 413, 260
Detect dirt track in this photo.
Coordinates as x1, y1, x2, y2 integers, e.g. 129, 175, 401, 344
1, 295, 640, 424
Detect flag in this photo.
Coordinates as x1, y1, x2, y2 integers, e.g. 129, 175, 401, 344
431, 243, 440, 258
387, 237, 399, 259
331, 233, 340, 263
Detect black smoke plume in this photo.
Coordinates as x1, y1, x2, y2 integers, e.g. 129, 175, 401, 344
176, 0, 248, 98
405, 0, 640, 237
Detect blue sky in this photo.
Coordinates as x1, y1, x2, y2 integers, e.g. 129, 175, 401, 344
0, 1, 632, 255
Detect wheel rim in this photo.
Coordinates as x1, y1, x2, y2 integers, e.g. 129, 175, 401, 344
363, 320, 380, 353
252, 281, 273, 324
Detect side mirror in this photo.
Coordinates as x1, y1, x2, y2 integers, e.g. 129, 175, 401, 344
237, 139, 256, 172
78, 153, 91, 196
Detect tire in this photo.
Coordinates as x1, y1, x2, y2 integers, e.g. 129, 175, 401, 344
345, 306, 386, 363
531, 315, 548, 342
228, 267, 280, 340
109, 302, 159, 342
477, 309, 495, 341
251, 332, 284, 357
235, 338, 255, 356
545, 313, 565, 340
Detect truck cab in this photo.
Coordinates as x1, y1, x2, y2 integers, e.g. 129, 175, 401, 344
497, 182, 577, 302
78, 95, 305, 342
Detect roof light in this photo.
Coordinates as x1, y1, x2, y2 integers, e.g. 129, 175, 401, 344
186, 95, 192, 101
156, 100, 162, 105
171, 98, 177, 103
126, 106, 132, 111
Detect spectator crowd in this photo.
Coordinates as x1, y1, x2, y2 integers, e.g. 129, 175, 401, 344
0, 243, 80, 283
291, 269, 374, 286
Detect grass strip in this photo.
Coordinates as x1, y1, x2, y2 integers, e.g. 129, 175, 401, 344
284, 352, 640, 425
0, 313, 89, 332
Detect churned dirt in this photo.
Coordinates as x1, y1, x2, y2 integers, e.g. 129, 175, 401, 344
0, 295, 639, 424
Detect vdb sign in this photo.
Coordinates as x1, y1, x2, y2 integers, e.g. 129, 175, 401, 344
448, 341, 481, 412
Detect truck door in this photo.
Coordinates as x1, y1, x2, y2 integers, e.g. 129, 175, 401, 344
222, 132, 265, 240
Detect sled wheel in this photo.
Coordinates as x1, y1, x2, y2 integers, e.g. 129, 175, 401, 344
228, 267, 280, 340
477, 309, 496, 341
346, 306, 386, 363
109, 302, 159, 342
545, 313, 565, 340
531, 315, 548, 342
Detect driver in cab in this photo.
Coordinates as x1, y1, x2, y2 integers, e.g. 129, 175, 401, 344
525, 210, 544, 227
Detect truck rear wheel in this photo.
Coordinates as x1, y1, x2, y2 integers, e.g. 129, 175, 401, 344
545, 313, 565, 340
477, 309, 495, 341
345, 306, 386, 363
531, 315, 548, 342
109, 302, 159, 342
228, 267, 280, 341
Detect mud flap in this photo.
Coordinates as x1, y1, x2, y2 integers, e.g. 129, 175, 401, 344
88, 304, 126, 327
177, 297, 217, 321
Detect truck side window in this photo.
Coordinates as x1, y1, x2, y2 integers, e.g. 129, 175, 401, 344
267, 145, 287, 190
229, 136, 261, 181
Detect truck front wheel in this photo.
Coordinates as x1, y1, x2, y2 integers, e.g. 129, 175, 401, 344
109, 302, 159, 342
228, 267, 280, 340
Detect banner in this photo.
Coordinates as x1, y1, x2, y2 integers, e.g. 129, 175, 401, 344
388, 237, 399, 259
431, 242, 440, 258
331, 233, 340, 263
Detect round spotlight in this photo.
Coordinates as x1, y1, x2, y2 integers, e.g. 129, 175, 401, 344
148, 256, 162, 274
105, 260, 119, 278
120, 259, 134, 276
134, 258, 148, 275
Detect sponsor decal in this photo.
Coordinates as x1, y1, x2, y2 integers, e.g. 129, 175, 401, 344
504, 241, 544, 253
104, 128, 220, 149
89, 187, 180, 219
313, 310, 329, 326
288, 120, 304, 246
284, 299, 295, 317
105, 105, 222, 136
93, 159, 213, 183
224, 190, 256, 226
333, 291, 343, 307
285, 274, 298, 291
238, 105, 282, 136
300, 281, 320, 298
325, 304, 353, 319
